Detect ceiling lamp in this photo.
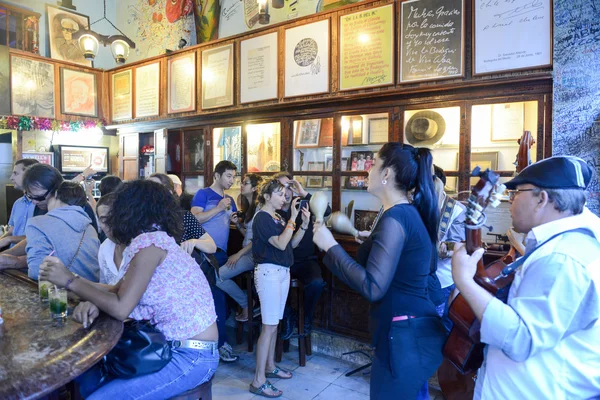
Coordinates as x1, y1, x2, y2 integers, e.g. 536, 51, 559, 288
72, 0, 136, 65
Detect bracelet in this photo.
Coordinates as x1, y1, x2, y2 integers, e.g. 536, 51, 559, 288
285, 225, 294, 230
287, 221, 296, 228
65, 275, 80, 291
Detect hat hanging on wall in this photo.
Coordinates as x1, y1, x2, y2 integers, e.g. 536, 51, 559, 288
404, 110, 446, 146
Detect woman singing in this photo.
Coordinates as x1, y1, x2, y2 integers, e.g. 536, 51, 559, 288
313, 143, 446, 399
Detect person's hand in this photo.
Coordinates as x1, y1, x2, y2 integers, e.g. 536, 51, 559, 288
84, 179, 95, 194
230, 213, 239, 225
300, 205, 310, 228
451, 243, 484, 290
355, 230, 370, 244
0, 253, 19, 268
218, 197, 232, 211
225, 252, 242, 268
39, 256, 74, 287
73, 301, 99, 328
290, 198, 301, 220
312, 222, 338, 252
180, 239, 197, 255
82, 165, 96, 179
288, 180, 308, 197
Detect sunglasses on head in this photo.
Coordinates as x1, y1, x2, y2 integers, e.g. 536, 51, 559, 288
25, 188, 52, 201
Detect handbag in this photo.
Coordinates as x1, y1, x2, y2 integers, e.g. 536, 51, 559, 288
191, 249, 220, 286
103, 319, 172, 379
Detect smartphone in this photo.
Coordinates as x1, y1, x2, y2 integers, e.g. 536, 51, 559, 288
298, 199, 309, 211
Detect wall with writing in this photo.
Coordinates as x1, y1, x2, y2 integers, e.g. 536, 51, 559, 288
553, 0, 600, 215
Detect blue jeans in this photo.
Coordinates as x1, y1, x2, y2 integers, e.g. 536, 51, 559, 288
216, 252, 254, 308
82, 347, 219, 399
212, 250, 230, 347
437, 284, 455, 333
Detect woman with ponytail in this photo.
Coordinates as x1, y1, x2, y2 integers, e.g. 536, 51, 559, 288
313, 143, 446, 399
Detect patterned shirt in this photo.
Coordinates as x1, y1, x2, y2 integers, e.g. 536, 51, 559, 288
121, 231, 217, 340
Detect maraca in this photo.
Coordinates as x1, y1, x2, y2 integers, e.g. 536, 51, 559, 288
309, 191, 328, 223
330, 211, 358, 237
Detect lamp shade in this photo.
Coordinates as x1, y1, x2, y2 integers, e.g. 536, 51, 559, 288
78, 32, 99, 60
110, 39, 130, 64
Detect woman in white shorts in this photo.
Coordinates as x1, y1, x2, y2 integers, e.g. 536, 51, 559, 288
250, 179, 309, 398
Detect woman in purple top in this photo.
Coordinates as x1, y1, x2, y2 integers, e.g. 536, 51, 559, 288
40, 180, 219, 399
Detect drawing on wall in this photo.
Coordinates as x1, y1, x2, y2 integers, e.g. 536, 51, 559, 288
60, 68, 97, 117
46, 5, 92, 67
11, 56, 55, 118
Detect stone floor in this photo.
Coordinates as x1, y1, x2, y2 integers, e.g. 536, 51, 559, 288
212, 341, 445, 400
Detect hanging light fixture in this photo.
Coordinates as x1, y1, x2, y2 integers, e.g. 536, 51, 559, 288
72, 0, 136, 65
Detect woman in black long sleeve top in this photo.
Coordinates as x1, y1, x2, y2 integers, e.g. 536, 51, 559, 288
313, 143, 446, 400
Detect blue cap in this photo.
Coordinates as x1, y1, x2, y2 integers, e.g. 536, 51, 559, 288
505, 156, 593, 190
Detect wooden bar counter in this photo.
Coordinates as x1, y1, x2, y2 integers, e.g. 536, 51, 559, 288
0, 270, 123, 400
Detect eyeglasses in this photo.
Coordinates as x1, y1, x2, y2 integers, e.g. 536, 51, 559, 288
505, 188, 536, 201
25, 189, 51, 202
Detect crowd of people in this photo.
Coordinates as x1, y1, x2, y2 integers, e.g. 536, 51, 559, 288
0, 146, 598, 399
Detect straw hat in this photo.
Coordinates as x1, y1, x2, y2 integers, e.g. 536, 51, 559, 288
405, 110, 446, 146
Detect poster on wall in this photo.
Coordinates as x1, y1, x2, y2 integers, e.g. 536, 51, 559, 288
339, 4, 394, 91
202, 44, 234, 109
11, 56, 55, 118
111, 69, 132, 121
473, 0, 552, 75
400, 0, 464, 82
168, 52, 196, 114
135, 62, 160, 118
60, 68, 97, 117
0, 45, 11, 114
240, 32, 278, 103
46, 5, 92, 67
284, 19, 330, 98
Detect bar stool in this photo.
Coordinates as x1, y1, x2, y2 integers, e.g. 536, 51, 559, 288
235, 270, 261, 352
168, 377, 213, 400
275, 278, 312, 367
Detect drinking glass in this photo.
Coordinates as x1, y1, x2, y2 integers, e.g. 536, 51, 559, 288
48, 287, 68, 319
38, 280, 52, 303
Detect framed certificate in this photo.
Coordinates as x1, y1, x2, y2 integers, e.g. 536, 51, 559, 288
202, 44, 234, 109
168, 52, 196, 114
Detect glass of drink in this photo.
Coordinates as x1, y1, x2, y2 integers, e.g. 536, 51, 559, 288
48, 287, 68, 319
38, 280, 51, 303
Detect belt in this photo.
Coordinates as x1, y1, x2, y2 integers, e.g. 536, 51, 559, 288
170, 340, 218, 351
392, 315, 416, 322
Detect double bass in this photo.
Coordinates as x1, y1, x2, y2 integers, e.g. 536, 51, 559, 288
438, 131, 535, 399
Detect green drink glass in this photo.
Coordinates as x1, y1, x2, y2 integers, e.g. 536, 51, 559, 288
38, 280, 51, 303
48, 287, 68, 319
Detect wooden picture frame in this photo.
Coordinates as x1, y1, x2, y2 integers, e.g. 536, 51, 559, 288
471, 152, 498, 171
296, 119, 322, 148
339, 4, 395, 91
368, 117, 389, 144
354, 209, 379, 231
60, 68, 97, 117
284, 19, 330, 98
306, 176, 324, 188
0, 45, 9, 114
168, 52, 196, 114
350, 151, 374, 172
341, 157, 349, 171
202, 43, 235, 109
240, 32, 278, 104
473, 0, 552, 75
11, 55, 55, 118
46, 4, 92, 67
345, 175, 369, 190
491, 102, 524, 141
135, 62, 160, 118
111, 69, 132, 121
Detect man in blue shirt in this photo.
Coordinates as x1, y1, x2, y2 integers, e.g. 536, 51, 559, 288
452, 156, 600, 399
0, 158, 39, 268
191, 160, 239, 363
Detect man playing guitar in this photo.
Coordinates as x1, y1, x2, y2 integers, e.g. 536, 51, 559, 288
451, 156, 600, 399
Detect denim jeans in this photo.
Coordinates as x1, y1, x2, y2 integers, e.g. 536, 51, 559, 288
216, 253, 254, 308
212, 249, 229, 347
82, 347, 219, 399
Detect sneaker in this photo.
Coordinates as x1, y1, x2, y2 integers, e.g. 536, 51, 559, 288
219, 345, 239, 363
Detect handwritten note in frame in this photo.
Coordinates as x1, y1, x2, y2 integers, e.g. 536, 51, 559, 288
339, 4, 394, 91
400, 0, 464, 83
240, 32, 278, 104
202, 44, 234, 109
111, 69, 132, 121
135, 62, 160, 118
473, 0, 552, 75
168, 52, 196, 114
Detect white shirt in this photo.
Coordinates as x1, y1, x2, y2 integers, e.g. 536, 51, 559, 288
98, 239, 125, 285
475, 208, 600, 399
436, 197, 466, 288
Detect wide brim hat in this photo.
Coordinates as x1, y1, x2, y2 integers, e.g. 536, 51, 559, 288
405, 110, 446, 146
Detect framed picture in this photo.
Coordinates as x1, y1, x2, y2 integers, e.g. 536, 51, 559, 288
318, 118, 334, 147
306, 176, 324, 188
473, 0, 552, 75
491, 102, 524, 141
240, 32, 278, 103
345, 176, 369, 190
470, 151, 499, 186
308, 161, 325, 172
368, 117, 388, 144
0, 45, 10, 114
325, 155, 333, 172
46, 4, 91, 67
135, 62, 160, 118
350, 151, 374, 172
348, 116, 364, 145
111, 69, 132, 121
60, 68, 97, 117
296, 119, 321, 148
339, 4, 394, 91
284, 19, 330, 98
202, 43, 234, 109
246, 122, 281, 172
341, 157, 349, 171
214, 126, 242, 172
11, 56, 55, 118
168, 52, 196, 114
354, 209, 379, 231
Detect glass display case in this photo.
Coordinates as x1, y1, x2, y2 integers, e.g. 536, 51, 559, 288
213, 126, 243, 200
183, 129, 205, 173
246, 122, 281, 173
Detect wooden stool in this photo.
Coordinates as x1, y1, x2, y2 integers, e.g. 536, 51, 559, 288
275, 278, 312, 367
235, 270, 261, 352
168, 377, 213, 400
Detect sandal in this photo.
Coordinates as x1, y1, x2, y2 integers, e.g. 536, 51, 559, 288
249, 381, 282, 398
265, 366, 293, 379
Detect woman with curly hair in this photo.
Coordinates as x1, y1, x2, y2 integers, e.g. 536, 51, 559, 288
250, 178, 310, 398
39, 180, 219, 399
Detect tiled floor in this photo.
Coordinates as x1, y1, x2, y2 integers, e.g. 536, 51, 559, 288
212, 341, 444, 400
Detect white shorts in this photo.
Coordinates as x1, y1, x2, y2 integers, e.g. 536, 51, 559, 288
254, 263, 291, 325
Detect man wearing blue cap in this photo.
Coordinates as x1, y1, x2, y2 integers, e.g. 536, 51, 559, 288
451, 156, 600, 399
